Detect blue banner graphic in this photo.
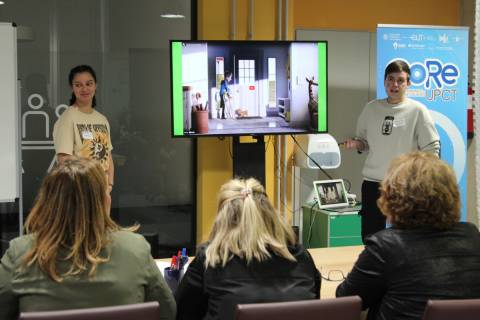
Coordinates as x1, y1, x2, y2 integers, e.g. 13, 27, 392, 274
377, 25, 469, 220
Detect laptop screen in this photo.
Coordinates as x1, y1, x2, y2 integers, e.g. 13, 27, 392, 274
313, 179, 349, 209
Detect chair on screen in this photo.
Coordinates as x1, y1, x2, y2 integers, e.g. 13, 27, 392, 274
422, 299, 480, 320
18, 301, 160, 320
235, 296, 362, 320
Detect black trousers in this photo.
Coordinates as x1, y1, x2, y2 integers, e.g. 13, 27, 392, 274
220, 96, 226, 119
360, 180, 386, 243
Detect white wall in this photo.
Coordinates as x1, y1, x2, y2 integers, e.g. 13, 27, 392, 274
183, 43, 209, 111
290, 42, 318, 127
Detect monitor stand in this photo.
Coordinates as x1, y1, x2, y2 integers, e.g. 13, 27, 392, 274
232, 136, 265, 187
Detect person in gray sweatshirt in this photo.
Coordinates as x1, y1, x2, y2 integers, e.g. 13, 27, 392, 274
344, 60, 440, 242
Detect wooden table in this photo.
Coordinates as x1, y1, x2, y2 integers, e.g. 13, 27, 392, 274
308, 245, 364, 298
156, 245, 364, 299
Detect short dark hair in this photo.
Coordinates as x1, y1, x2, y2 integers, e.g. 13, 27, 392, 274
225, 71, 232, 78
384, 60, 411, 80
68, 65, 97, 108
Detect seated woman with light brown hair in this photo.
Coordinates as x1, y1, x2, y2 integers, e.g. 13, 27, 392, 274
0, 156, 176, 320
336, 151, 480, 320
175, 177, 320, 320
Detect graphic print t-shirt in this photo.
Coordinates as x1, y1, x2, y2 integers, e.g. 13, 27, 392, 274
53, 106, 113, 171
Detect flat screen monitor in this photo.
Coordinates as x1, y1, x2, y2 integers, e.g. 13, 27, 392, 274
313, 179, 349, 209
170, 40, 328, 137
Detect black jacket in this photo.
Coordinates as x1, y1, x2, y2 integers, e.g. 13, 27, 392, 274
175, 243, 320, 320
336, 222, 480, 320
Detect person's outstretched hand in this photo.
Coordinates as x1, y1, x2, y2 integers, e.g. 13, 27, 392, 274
342, 138, 364, 151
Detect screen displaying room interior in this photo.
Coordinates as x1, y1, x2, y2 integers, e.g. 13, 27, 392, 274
171, 40, 328, 137
313, 179, 349, 209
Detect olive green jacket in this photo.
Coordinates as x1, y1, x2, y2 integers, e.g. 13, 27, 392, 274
0, 231, 176, 320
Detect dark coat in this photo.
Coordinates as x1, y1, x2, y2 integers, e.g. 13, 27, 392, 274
336, 222, 480, 320
175, 243, 320, 320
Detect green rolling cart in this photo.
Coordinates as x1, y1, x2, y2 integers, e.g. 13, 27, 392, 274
302, 203, 362, 248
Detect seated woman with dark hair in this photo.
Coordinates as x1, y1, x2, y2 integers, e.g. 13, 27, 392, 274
0, 157, 176, 320
175, 178, 320, 320
336, 151, 480, 320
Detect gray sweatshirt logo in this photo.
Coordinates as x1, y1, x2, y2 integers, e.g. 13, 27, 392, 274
382, 116, 394, 135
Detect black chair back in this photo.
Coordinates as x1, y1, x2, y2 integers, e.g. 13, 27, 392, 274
422, 299, 480, 320
235, 296, 362, 320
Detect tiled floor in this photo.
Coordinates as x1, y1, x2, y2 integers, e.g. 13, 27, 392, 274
188, 116, 309, 136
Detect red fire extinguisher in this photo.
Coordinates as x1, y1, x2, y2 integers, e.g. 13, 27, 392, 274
468, 85, 474, 139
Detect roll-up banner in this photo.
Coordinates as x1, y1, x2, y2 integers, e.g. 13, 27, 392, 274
377, 24, 469, 220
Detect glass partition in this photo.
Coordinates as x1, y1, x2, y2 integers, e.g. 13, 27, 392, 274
0, 0, 194, 257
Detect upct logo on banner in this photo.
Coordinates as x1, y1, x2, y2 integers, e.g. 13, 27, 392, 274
410, 59, 460, 101
389, 58, 460, 101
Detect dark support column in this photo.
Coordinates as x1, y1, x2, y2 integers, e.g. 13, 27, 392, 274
232, 136, 265, 186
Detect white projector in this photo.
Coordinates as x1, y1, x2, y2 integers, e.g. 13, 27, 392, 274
294, 134, 341, 169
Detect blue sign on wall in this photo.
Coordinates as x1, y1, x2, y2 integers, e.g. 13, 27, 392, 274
377, 24, 469, 220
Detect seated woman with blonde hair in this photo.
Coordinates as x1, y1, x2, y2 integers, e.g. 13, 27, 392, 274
0, 157, 176, 320
336, 151, 480, 320
175, 178, 320, 320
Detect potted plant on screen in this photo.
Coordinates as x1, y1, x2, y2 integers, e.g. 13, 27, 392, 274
192, 92, 209, 134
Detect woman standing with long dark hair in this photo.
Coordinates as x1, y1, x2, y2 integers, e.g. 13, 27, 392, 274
53, 65, 114, 191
